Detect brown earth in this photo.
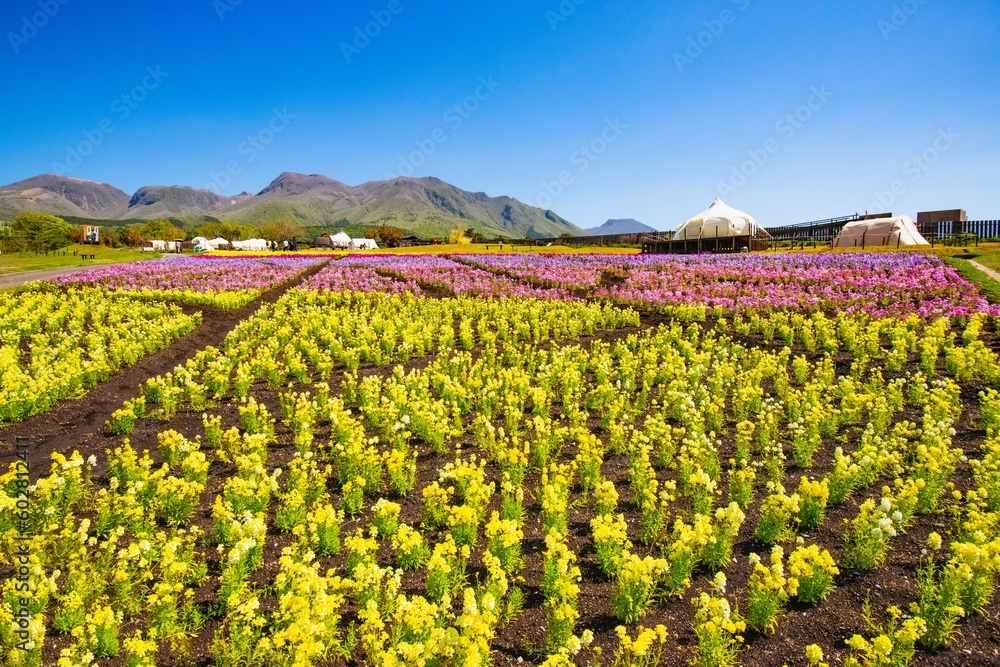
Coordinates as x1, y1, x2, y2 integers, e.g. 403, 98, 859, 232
4, 268, 1000, 666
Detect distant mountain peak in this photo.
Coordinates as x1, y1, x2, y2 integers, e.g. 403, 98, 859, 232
0, 174, 130, 219
585, 218, 655, 235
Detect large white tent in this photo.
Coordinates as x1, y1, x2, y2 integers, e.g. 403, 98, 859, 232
208, 237, 230, 250
330, 231, 352, 248
231, 238, 269, 251
832, 216, 929, 248
673, 198, 770, 240
312, 231, 352, 249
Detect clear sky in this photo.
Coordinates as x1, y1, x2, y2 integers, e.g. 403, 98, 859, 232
1, 0, 997, 229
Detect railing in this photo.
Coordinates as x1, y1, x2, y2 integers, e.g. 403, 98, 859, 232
919, 220, 1000, 240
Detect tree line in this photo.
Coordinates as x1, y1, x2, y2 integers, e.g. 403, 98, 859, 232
0, 211, 525, 254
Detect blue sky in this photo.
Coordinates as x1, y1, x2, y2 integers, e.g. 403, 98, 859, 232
1, 0, 997, 229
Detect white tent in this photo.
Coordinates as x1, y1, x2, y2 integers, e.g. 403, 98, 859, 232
350, 238, 379, 250
150, 240, 167, 250
191, 236, 209, 247
231, 238, 268, 251
208, 237, 230, 250
673, 198, 770, 240
832, 216, 929, 248
313, 231, 352, 249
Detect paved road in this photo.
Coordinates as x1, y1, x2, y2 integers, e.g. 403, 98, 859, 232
0, 263, 118, 289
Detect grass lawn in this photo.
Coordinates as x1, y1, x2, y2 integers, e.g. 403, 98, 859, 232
0, 244, 158, 275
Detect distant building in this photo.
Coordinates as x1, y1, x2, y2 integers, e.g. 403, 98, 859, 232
917, 209, 966, 236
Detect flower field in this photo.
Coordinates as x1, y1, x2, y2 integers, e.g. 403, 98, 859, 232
0, 288, 200, 425
3, 250, 1000, 667
49, 257, 325, 309
459, 252, 998, 318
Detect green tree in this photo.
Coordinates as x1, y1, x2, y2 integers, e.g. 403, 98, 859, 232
139, 219, 185, 241
9, 212, 74, 252
219, 221, 242, 240
237, 224, 260, 241
259, 218, 306, 242
375, 224, 405, 245
123, 226, 149, 247
192, 221, 221, 240
465, 227, 487, 243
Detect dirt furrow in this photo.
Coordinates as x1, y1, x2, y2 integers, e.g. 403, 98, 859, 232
0, 262, 327, 471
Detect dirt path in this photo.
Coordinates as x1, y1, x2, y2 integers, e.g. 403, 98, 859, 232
969, 259, 1000, 285
0, 262, 326, 471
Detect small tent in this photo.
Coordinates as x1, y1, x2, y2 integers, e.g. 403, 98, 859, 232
350, 238, 379, 250
208, 237, 230, 250
832, 216, 929, 248
673, 198, 770, 240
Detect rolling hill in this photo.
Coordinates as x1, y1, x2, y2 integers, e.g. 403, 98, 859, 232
0, 172, 584, 239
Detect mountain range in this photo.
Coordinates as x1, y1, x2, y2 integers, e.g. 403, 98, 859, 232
584, 218, 656, 235
0, 173, 585, 239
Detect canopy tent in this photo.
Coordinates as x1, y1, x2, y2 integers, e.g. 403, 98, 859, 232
231, 238, 269, 251
207, 237, 230, 250
351, 238, 379, 250
673, 198, 770, 240
832, 216, 929, 248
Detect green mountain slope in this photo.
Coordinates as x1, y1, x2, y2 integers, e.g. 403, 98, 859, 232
0, 172, 584, 238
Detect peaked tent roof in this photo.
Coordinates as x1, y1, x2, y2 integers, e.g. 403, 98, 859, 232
832, 216, 929, 248
673, 198, 770, 240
